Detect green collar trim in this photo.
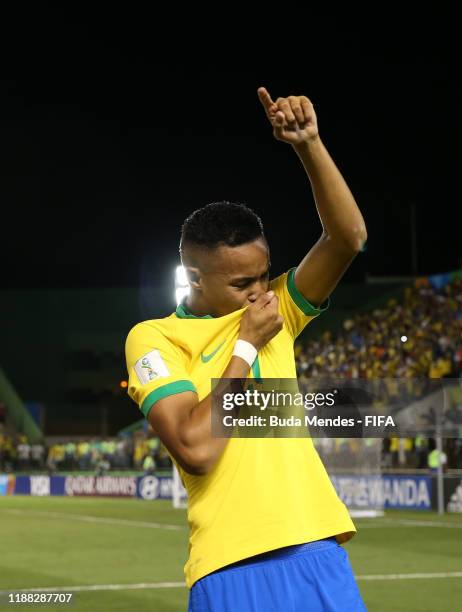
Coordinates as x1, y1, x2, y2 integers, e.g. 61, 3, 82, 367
175, 300, 214, 319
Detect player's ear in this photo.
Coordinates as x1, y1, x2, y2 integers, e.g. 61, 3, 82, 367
185, 266, 202, 290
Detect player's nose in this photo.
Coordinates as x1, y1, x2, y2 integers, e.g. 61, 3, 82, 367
247, 281, 269, 303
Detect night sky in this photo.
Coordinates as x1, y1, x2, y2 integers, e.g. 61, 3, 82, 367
1, 17, 459, 290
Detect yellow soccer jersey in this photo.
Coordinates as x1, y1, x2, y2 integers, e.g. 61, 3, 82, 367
125, 268, 356, 588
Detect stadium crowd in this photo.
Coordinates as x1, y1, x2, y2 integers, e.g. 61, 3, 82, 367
0, 426, 172, 474
1, 428, 460, 473
295, 276, 462, 470
295, 277, 462, 380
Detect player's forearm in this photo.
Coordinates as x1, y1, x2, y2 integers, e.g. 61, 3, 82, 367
179, 356, 251, 475
293, 138, 367, 252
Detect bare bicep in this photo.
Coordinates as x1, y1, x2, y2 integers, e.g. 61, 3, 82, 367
146, 391, 198, 472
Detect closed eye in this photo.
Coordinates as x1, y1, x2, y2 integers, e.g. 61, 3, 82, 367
231, 270, 270, 289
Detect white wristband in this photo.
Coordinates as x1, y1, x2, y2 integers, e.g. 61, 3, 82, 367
232, 339, 258, 367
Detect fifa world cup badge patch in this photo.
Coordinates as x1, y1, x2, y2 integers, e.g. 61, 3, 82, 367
134, 350, 170, 385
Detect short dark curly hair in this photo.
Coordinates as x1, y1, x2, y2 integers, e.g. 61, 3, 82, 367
180, 201, 265, 250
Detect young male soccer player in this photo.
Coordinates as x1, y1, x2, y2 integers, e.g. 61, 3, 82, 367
125, 87, 368, 611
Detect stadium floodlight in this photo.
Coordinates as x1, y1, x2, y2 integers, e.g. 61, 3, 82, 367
176, 265, 188, 286
401, 335, 408, 342
175, 286, 190, 306
175, 265, 190, 305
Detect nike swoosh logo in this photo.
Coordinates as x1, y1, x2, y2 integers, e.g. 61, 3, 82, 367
201, 339, 227, 363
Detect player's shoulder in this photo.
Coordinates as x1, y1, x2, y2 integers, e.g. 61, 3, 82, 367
271, 267, 330, 319
125, 314, 178, 347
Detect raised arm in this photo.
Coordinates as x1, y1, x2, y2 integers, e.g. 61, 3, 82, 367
257, 86, 367, 307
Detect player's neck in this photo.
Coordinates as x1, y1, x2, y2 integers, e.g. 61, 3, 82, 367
185, 293, 214, 318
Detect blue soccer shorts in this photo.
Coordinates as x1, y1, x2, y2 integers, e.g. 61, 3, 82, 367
188, 536, 367, 611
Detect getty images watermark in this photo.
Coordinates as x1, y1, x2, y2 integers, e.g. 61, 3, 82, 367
211, 378, 462, 438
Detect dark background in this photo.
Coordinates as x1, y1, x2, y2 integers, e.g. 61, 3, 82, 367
0, 13, 459, 291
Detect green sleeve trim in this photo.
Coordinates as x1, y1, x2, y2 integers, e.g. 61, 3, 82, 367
287, 267, 330, 316
251, 355, 262, 383
140, 380, 197, 418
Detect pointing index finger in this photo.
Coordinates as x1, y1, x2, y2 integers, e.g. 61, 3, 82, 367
257, 87, 276, 118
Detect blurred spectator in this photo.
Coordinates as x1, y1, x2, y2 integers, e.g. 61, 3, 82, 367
414, 434, 428, 469
133, 435, 148, 469
115, 437, 130, 469
30, 441, 45, 470
64, 441, 77, 469
155, 443, 172, 468
428, 446, 447, 472
46, 448, 57, 474
77, 440, 91, 470
16, 436, 31, 471
143, 453, 156, 475
95, 455, 110, 476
